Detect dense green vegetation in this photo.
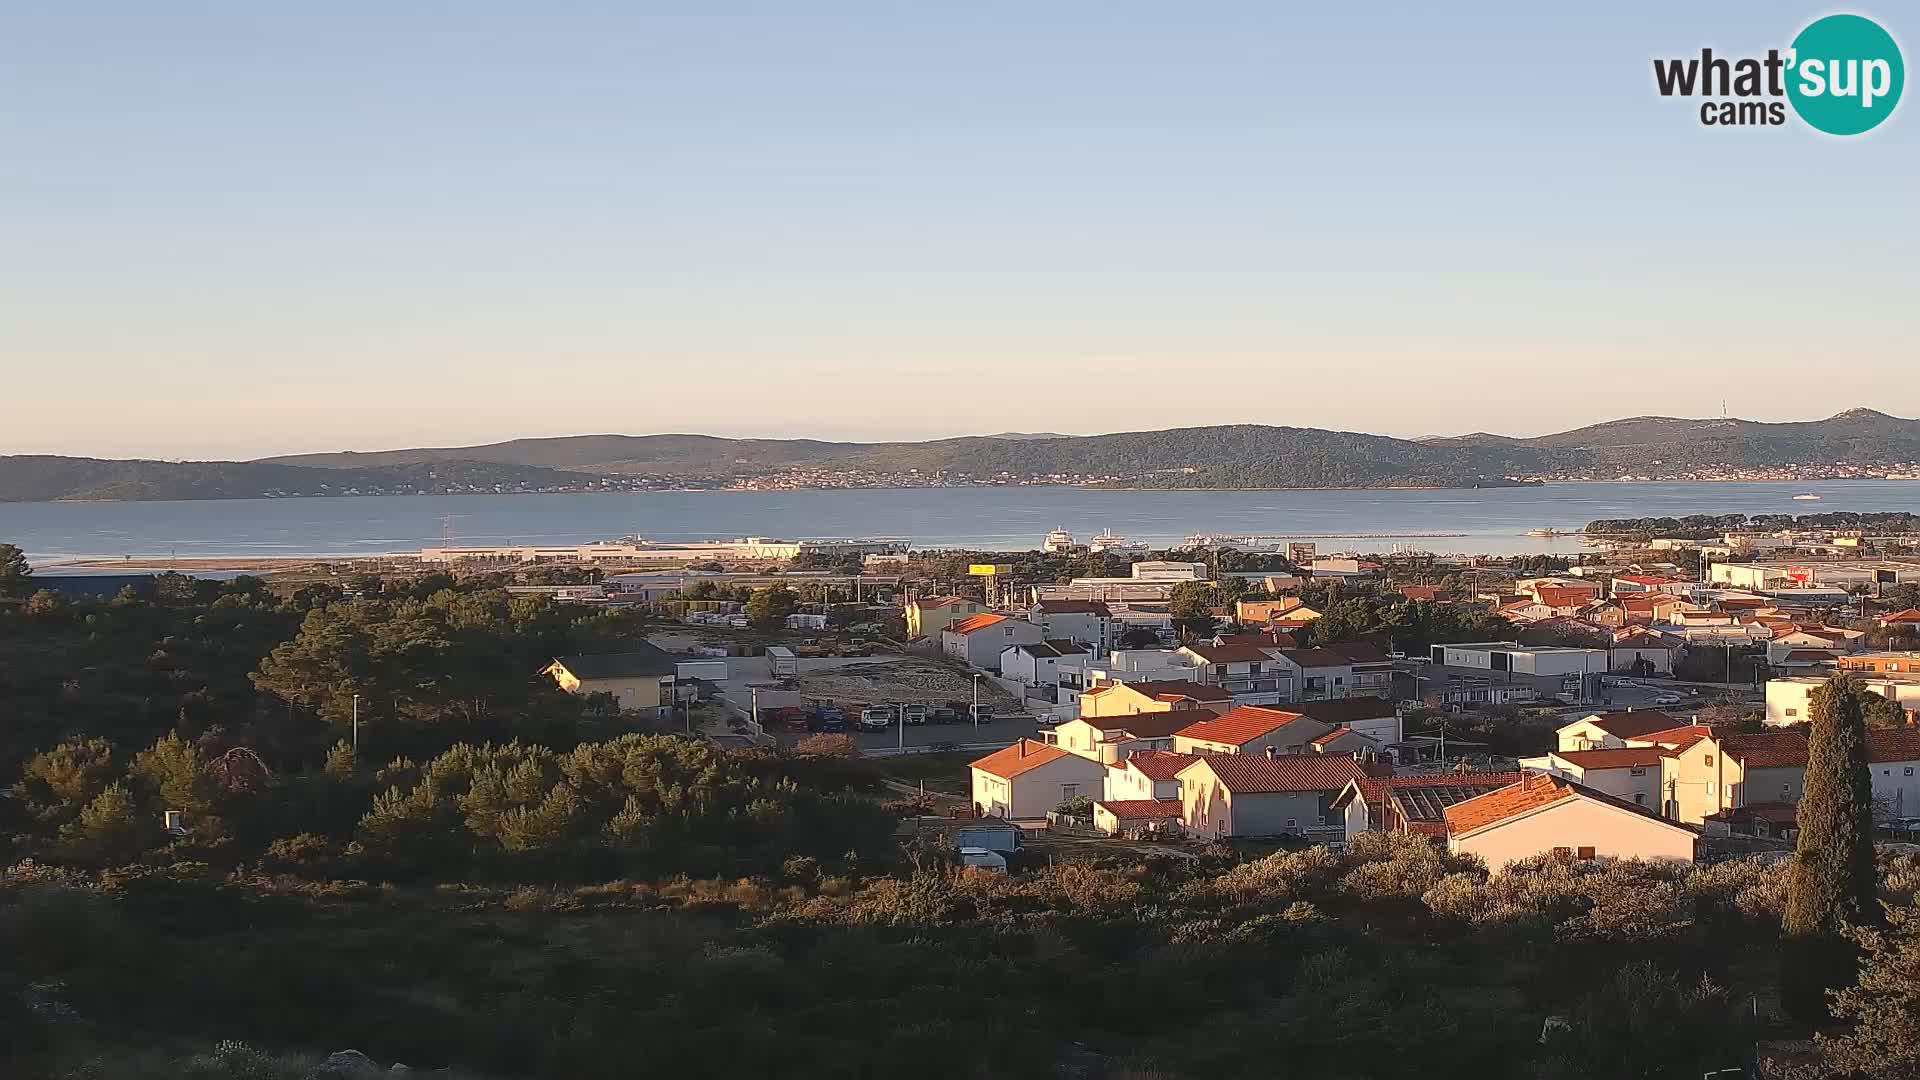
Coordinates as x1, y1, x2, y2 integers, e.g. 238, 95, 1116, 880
1586, 511, 1920, 537
0, 456, 622, 502
7, 554, 1920, 1078
1784, 678, 1883, 1020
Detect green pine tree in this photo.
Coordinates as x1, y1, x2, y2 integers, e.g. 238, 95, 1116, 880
1782, 675, 1883, 1021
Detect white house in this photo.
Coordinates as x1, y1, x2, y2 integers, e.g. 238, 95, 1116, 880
1292, 697, 1405, 746
1049, 709, 1216, 765
1766, 675, 1920, 728
1517, 747, 1667, 810
1029, 600, 1115, 652
969, 739, 1108, 819
1178, 754, 1374, 841
999, 640, 1086, 686
1102, 749, 1198, 802
943, 613, 1045, 670
1555, 710, 1685, 752
1444, 773, 1698, 871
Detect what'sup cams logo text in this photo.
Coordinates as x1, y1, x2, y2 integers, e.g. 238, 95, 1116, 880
1654, 13, 1904, 134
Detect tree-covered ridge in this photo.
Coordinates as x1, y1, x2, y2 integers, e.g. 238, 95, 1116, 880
1586, 511, 1920, 536
14, 407, 1920, 500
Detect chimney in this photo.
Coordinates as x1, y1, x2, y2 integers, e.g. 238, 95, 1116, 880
1019, 739, 1029, 757
1265, 744, 1277, 760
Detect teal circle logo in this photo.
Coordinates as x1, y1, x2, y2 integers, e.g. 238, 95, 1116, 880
1786, 14, 1904, 135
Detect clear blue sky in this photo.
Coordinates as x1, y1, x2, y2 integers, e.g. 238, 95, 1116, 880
2, 2, 1914, 458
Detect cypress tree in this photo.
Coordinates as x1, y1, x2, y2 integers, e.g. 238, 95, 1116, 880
1782, 675, 1882, 1021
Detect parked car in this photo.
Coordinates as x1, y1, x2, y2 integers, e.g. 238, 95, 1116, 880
1033, 713, 1060, 727
902, 704, 928, 725
858, 706, 894, 732
1653, 693, 1686, 706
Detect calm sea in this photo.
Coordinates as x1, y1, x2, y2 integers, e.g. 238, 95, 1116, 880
6, 481, 1920, 564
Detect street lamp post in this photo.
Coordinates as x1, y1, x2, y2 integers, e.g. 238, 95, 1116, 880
972, 673, 982, 732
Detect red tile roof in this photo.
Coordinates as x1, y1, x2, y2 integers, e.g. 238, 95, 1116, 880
1173, 705, 1309, 747
946, 613, 1008, 635
970, 738, 1073, 779
1579, 710, 1682, 739
1883, 609, 1920, 624
1551, 747, 1670, 769
1095, 798, 1184, 820
1868, 728, 1920, 763
1632, 725, 1713, 751
1617, 575, 1678, 586
1083, 679, 1230, 703
1444, 772, 1687, 837
1311, 726, 1357, 746
912, 595, 969, 609
1399, 586, 1444, 602
1122, 750, 1200, 780
1346, 771, 1527, 835
1719, 731, 1809, 769
1183, 753, 1373, 794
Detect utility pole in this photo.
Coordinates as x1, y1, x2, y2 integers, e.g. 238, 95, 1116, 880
972, 673, 982, 732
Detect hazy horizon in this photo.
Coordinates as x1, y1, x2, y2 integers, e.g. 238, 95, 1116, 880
5, 2, 1915, 459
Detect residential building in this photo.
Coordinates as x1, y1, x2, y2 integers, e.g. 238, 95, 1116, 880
1611, 575, 1686, 597
1175, 642, 1295, 705
1661, 726, 1920, 824
1835, 650, 1920, 675
1171, 705, 1333, 756
1333, 771, 1524, 841
1078, 679, 1231, 720
1050, 709, 1219, 764
1556, 710, 1685, 752
1765, 675, 1920, 727
1611, 627, 1685, 675
1290, 697, 1405, 746
545, 646, 680, 718
1092, 799, 1184, 837
943, 613, 1045, 669
969, 739, 1108, 820
999, 640, 1086, 686
906, 595, 986, 640
1321, 641, 1395, 697
1311, 726, 1383, 756
1879, 609, 1920, 631
1102, 749, 1199, 802
1444, 773, 1698, 870
1429, 642, 1608, 703
1029, 600, 1116, 652
1236, 597, 1308, 625
1518, 747, 1666, 809
1178, 753, 1376, 840
1280, 647, 1355, 700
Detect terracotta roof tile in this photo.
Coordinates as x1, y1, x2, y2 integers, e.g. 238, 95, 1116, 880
1120, 749, 1200, 780
1581, 710, 1683, 739
970, 738, 1073, 779
1719, 731, 1808, 769
1551, 747, 1670, 769
1182, 642, 1284, 664
1442, 772, 1689, 837
1631, 725, 1713, 751
1095, 798, 1184, 820
1868, 728, 1920, 763
1174, 705, 1310, 747
1279, 647, 1353, 669
1090, 709, 1222, 740
1182, 753, 1373, 794
946, 613, 1008, 635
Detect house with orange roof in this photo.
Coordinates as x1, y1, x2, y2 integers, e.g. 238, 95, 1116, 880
1091, 798, 1184, 837
1077, 679, 1230, 720
1833, 650, 1920, 675
1444, 773, 1698, 870
1332, 771, 1525, 841
906, 595, 985, 640
1555, 710, 1684, 752
1518, 746, 1669, 809
941, 611, 1044, 669
1049, 708, 1221, 764
969, 738, 1107, 820
1102, 749, 1200, 802
1171, 705, 1334, 757
1177, 753, 1378, 840
1880, 608, 1920, 631
1610, 625, 1685, 675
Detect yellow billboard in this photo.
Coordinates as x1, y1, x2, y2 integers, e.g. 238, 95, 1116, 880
969, 563, 1012, 576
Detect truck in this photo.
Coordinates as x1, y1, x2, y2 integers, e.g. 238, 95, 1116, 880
766, 646, 798, 678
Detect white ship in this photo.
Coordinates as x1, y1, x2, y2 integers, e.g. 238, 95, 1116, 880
1042, 527, 1076, 553
1087, 528, 1147, 554
1792, 493, 1823, 501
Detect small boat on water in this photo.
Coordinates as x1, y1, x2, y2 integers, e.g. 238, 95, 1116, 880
1792, 493, 1823, 501
1525, 528, 1565, 537
1042, 527, 1076, 553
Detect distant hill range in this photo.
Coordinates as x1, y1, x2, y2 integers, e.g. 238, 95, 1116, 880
6, 409, 1920, 502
